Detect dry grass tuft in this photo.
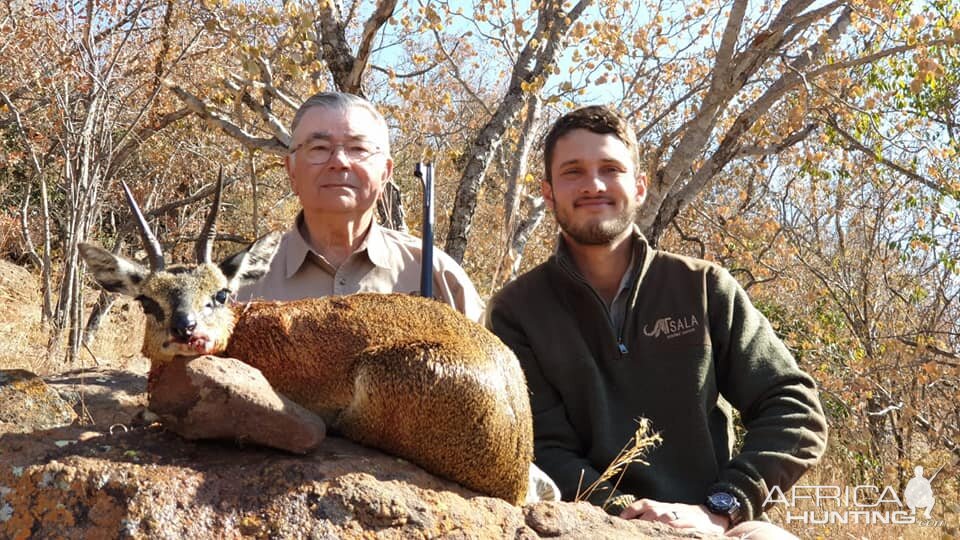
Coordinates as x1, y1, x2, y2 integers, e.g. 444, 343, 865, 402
0, 260, 148, 375
575, 417, 662, 509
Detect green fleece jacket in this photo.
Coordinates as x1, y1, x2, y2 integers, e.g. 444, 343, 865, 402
486, 229, 828, 519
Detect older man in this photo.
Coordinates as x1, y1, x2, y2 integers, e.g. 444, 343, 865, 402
237, 92, 561, 503
487, 106, 827, 537
238, 92, 481, 321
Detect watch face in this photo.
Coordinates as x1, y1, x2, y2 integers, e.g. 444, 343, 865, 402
708, 492, 736, 511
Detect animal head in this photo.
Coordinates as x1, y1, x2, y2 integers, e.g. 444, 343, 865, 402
79, 173, 281, 363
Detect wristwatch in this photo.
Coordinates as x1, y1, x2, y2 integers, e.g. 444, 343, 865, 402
705, 491, 743, 526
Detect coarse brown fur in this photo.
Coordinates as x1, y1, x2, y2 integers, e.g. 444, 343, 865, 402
225, 293, 533, 504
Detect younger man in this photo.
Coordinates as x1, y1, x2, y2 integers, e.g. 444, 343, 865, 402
487, 106, 827, 536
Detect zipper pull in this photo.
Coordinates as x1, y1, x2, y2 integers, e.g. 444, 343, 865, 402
618, 341, 629, 355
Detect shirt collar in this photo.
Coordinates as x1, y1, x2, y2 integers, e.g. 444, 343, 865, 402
361, 220, 393, 270
284, 212, 391, 278
555, 224, 647, 282
284, 212, 314, 279
615, 244, 638, 295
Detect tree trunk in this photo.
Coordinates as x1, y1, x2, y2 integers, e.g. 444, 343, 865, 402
503, 95, 542, 239
445, 0, 592, 263
248, 151, 259, 238
490, 95, 542, 290
67, 270, 83, 364
18, 187, 42, 269
83, 236, 126, 347
378, 181, 406, 232
83, 291, 116, 348
506, 194, 546, 282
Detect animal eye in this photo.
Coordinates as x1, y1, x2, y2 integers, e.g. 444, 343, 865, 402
213, 289, 230, 305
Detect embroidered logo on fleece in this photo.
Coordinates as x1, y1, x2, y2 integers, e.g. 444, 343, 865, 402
642, 315, 699, 339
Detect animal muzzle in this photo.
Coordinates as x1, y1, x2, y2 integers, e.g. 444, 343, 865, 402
169, 312, 216, 354
171, 312, 197, 340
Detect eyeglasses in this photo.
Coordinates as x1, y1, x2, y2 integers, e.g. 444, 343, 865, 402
288, 139, 382, 165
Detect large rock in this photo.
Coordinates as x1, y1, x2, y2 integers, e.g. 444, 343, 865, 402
147, 356, 327, 455
0, 370, 77, 433
0, 366, 717, 539
0, 424, 713, 539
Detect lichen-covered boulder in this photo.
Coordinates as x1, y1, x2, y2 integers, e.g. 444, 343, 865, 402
0, 368, 723, 539
0, 370, 77, 433
0, 424, 713, 539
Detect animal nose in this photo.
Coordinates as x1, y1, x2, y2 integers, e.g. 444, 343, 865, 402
171, 312, 197, 340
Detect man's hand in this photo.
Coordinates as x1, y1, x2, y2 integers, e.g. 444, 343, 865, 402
619, 498, 729, 535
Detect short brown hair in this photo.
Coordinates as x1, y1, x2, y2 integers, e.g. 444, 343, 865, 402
542, 105, 639, 183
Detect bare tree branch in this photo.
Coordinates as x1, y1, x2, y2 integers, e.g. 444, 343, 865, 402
370, 63, 439, 79
317, 0, 396, 94
897, 338, 959, 363
107, 107, 191, 181
228, 80, 290, 141
825, 115, 954, 196
226, 72, 301, 112
445, 0, 592, 262
0, 89, 53, 320
431, 29, 492, 116
740, 123, 818, 156
642, 5, 853, 243
165, 81, 288, 152
711, 0, 748, 91
348, 0, 398, 91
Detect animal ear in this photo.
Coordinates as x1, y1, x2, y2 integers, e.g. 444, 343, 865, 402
219, 231, 281, 290
79, 243, 148, 297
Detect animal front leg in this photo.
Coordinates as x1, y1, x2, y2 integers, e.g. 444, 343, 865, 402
148, 356, 326, 454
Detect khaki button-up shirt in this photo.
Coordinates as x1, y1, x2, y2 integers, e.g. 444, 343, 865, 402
236, 216, 484, 322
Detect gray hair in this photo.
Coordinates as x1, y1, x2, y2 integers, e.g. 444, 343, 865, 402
290, 92, 390, 153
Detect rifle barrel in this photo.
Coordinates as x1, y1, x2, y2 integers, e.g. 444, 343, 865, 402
416, 162, 434, 299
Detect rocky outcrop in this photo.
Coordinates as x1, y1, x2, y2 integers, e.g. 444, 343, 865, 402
0, 424, 711, 539
0, 367, 717, 539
